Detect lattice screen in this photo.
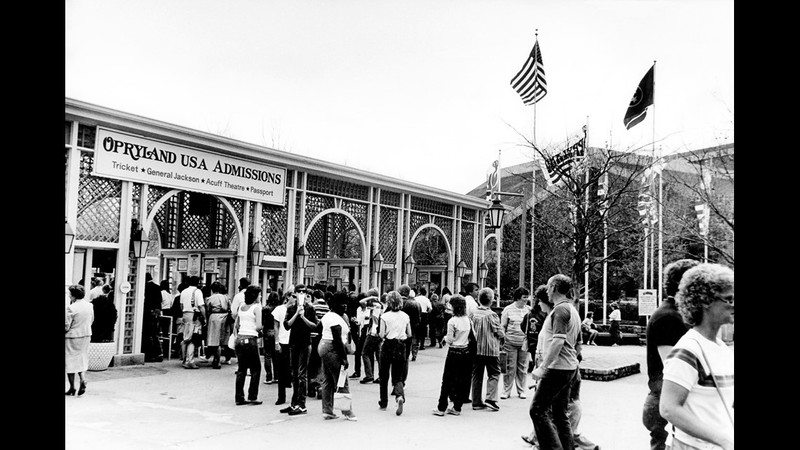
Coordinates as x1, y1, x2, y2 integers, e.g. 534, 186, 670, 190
409, 212, 429, 238
433, 216, 453, 243
76, 151, 121, 243
411, 196, 453, 217
341, 200, 368, 238
381, 190, 401, 207
307, 174, 369, 201
307, 213, 362, 259
461, 222, 475, 267
379, 208, 399, 263
259, 191, 289, 256
174, 192, 238, 250
304, 194, 335, 233
462, 208, 476, 222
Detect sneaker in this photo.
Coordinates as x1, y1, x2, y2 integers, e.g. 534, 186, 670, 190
445, 407, 461, 416
472, 403, 487, 410
235, 400, 249, 405
275, 399, 286, 406
500, 393, 511, 399
519, 392, 527, 399
360, 377, 374, 384
432, 409, 445, 416
183, 362, 199, 369
248, 400, 263, 405
280, 405, 295, 413
323, 413, 340, 420
222, 359, 232, 365
396, 397, 404, 416
485, 400, 500, 411
342, 413, 358, 422
349, 373, 361, 379
372, 378, 380, 384
288, 406, 307, 415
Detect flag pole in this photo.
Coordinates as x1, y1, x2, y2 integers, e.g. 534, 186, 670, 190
496, 148, 502, 307
530, 28, 539, 294
583, 118, 589, 319
602, 133, 609, 326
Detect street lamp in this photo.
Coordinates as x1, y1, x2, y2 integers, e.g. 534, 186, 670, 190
131, 225, 149, 259
250, 240, 266, 267
295, 244, 310, 273
487, 198, 506, 229
456, 260, 467, 278
478, 261, 488, 285
65, 218, 75, 254
404, 254, 416, 275
372, 252, 385, 274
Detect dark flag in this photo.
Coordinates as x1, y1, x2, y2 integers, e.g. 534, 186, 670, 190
511, 39, 547, 105
623, 64, 654, 130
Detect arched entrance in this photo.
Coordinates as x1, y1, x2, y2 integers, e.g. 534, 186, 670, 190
409, 225, 451, 296
303, 208, 366, 292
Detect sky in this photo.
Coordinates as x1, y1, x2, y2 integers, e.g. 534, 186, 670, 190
65, 0, 734, 195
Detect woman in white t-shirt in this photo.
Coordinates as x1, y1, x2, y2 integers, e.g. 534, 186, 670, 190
377, 291, 412, 415
317, 291, 357, 421
660, 264, 734, 450
233, 285, 263, 406
432, 294, 472, 416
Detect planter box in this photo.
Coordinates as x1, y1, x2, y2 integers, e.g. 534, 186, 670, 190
88, 342, 117, 371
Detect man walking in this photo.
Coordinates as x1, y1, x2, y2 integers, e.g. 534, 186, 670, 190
642, 259, 699, 450
399, 284, 421, 370
179, 276, 206, 369
143, 273, 164, 362
470, 287, 504, 412
415, 287, 432, 349
529, 274, 581, 450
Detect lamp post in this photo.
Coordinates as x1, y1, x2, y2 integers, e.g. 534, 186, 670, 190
478, 261, 488, 287
295, 244, 310, 283
487, 198, 506, 230
404, 254, 415, 284
131, 225, 149, 259
65, 218, 75, 254
372, 252, 384, 291
250, 240, 266, 268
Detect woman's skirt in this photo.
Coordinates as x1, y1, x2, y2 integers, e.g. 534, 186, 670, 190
65, 336, 90, 373
207, 313, 226, 346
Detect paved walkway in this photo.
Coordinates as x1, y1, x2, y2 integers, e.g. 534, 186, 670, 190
66, 344, 652, 449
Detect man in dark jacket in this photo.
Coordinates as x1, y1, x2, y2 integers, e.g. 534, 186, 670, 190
399, 284, 420, 381
143, 273, 164, 362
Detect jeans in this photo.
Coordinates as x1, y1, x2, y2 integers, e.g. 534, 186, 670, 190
417, 313, 429, 348
379, 339, 407, 408
362, 334, 382, 379
274, 343, 291, 402
352, 326, 367, 375
289, 343, 311, 408
530, 368, 577, 450
262, 330, 275, 381
471, 354, 501, 405
308, 334, 322, 393
403, 338, 414, 380
643, 390, 669, 450
318, 339, 350, 415
502, 341, 528, 397
436, 346, 472, 412
234, 335, 261, 402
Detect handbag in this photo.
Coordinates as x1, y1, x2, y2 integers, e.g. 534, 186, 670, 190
333, 365, 352, 411
227, 333, 237, 350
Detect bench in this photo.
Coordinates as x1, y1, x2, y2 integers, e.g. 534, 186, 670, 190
589, 323, 646, 346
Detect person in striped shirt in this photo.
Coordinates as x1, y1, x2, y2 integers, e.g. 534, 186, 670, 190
660, 264, 734, 450
469, 287, 505, 412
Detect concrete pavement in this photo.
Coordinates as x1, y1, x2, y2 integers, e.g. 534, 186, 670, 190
66, 344, 652, 449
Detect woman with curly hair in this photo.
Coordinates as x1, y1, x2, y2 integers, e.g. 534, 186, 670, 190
660, 263, 734, 450
432, 295, 472, 416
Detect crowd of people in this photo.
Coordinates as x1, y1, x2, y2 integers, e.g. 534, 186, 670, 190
66, 259, 733, 450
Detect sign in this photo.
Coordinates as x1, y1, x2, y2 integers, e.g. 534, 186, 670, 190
93, 128, 286, 205
304, 266, 314, 277
418, 272, 430, 282
203, 258, 216, 273
119, 281, 131, 294
314, 262, 328, 282
330, 266, 341, 278
187, 253, 202, 277
638, 289, 658, 316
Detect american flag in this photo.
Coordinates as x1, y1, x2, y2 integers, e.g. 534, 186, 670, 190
511, 39, 547, 105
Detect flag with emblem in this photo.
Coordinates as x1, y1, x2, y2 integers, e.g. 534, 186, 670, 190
511, 38, 547, 105
623, 64, 655, 130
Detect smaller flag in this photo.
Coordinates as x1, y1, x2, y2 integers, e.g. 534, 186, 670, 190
485, 160, 500, 199
541, 135, 586, 187
623, 64, 655, 130
511, 39, 547, 105
695, 203, 710, 236
597, 173, 609, 215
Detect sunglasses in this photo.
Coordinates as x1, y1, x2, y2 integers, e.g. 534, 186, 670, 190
714, 294, 734, 304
